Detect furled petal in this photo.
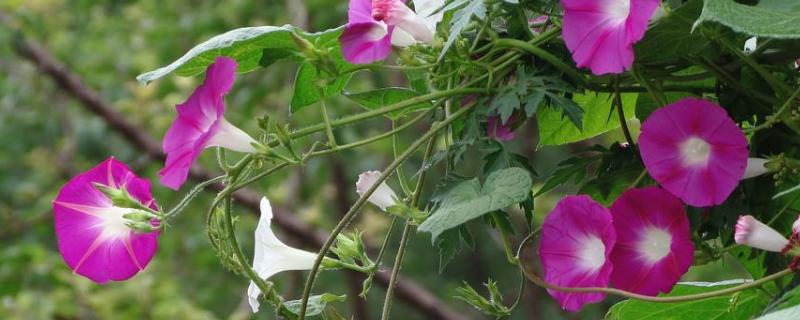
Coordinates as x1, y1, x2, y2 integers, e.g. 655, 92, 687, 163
413, 0, 444, 31
609, 187, 694, 296
538, 195, 616, 311
561, 0, 659, 75
356, 170, 399, 211
735, 215, 788, 252
638, 98, 748, 207
487, 115, 516, 141
742, 157, 769, 179
248, 197, 317, 313
744, 37, 757, 53
53, 157, 159, 284
159, 56, 257, 190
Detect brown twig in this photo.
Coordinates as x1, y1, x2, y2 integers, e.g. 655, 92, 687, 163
12, 36, 466, 320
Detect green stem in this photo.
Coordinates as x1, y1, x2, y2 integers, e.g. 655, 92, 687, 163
745, 86, 800, 133
297, 101, 478, 319
165, 175, 225, 219
494, 38, 587, 86
521, 255, 794, 303
381, 134, 437, 320
630, 65, 667, 107
718, 37, 792, 95
319, 97, 338, 149
614, 77, 637, 149
392, 120, 413, 196
360, 216, 398, 298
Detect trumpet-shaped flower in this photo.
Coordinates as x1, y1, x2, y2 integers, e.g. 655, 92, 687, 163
340, 0, 439, 64
609, 187, 694, 296
356, 170, 399, 211
539, 195, 616, 311
742, 157, 770, 179
638, 98, 748, 207
735, 215, 788, 252
248, 197, 317, 313
53, 157, 159, 284
487, 114, 518, 141
561, 0, 660, 75
159, 56, 258, 190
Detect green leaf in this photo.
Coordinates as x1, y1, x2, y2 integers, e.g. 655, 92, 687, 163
284, 294, 346, 317
418, 168, 532, 242
535, 155, 599, 197
439, 0, 487, 60
291, 30, 353, 112
694, 0, 800, 39
635, 0, 709, 65
607, 280, 771, 320
434, 225, 474, 273
537, 93, 638, 147
344, 88, 432, 119
137, 26, 347, 84
579, 167, 643, 206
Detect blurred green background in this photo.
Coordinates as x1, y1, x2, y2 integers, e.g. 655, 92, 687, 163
0, 1, 749, 319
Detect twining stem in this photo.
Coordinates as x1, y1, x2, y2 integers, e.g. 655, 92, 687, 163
613, 78, 637, 150
319, 96, 338, 149
745, 86, 800, 133
392, 120, 413, 196
381, 135, 438, 320
297, 101, 479, 318
630, 65, 667, 107
718, 37, 792, 96
165, 175, 225, 219
494, 38, 587, 86
360, 216, 398, 298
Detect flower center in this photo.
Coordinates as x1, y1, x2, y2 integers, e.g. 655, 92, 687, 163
638, 227, 672, 264
371, 0, 394, 21
606, 0, 631, 22
579, 236, 607, 271
680, 136, 712, 166
97, 206, 136, 239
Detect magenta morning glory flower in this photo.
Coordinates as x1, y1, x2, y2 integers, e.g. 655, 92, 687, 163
609, 187, 694, 296
340, 0, 437, 64
53, 157, 160, 284
638, 98, 748, 207
539, 195, 616, 311
561, 0, 659, 75
159, 56, 258, 190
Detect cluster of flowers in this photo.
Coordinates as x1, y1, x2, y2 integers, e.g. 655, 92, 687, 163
537, 97, 786, 311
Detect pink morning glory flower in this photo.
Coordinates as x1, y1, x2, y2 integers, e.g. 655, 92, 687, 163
638, 98, 748, 207
609, 187, 694, 296
735, 215, 789, 252
53, 157, 160, 284
159, 56, 258, 190
340, 0, 438, 64
561, 0, 660, 75
539, 195, 616, 311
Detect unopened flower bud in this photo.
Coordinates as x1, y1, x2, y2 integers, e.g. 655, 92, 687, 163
742, 158, 771, 179
735, 215, 789, 252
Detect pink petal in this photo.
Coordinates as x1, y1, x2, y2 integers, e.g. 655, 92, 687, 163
487, 115, 517, 141
609, 187, 693, 296
561, 0, 659, 75
639, 98, 748, 207
160, 57, 238, 190
348, 0, 375, 24
340, 22, 393, 64
53, 157, 159, 284
539, 195, 616, 311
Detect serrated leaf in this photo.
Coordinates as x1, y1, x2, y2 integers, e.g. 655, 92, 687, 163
434, 225, 474, 273
418, 167, 532, 242
607, 280, 771, 320
535, 156, 599, 197
537, 93, 637, 147
284, 294, 345, 317
290, 54, 353, 112
345, 87, 432, 119
439, 0, 486, 60
694, 0, 800, 39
